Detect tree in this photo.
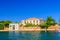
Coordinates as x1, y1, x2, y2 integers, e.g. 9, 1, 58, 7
0, 21, 5, 29
4, 20, 12, 27
0, 24, 4, 30
0, 20, 12, 28
46, 16, 56, 26
39, 16, 57, 29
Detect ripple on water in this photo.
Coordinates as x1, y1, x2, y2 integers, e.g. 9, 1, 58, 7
0, 31, 60, 40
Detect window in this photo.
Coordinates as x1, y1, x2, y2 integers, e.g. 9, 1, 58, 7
36, 20, 38, 23
30, 21, 31, 23
33, 20, 35, 23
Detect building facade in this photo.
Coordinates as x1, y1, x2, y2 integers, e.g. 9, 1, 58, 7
21, 18, 44, 25
9, 23, 19, 30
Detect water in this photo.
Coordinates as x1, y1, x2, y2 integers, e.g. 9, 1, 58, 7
0, 31, 60, 40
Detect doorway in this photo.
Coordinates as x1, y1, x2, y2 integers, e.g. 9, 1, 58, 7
13, 25, 15, 30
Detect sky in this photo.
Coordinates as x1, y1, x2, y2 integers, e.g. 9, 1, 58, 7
0, 0, 60, 22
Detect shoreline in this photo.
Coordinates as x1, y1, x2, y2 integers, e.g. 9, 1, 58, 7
0, 29, 58, 32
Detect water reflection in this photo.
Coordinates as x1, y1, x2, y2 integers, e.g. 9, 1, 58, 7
8, 31, 60, 40
55, 32, 60, 40
9, 31, 41, 40
9, 31, 20, 40
20, 31, 41, 40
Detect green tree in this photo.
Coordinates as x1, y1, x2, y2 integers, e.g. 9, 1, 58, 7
0, 21, 5, 29
0, 24, 4, 30
39, 16, 57, 29
0, 20, 12, 28
46, 16, 56, 26
4, 20, 12, 27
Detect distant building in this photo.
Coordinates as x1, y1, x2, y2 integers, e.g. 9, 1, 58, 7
9, 18, 44, 30
9, 23, 19, 30
21, 18, 44, 25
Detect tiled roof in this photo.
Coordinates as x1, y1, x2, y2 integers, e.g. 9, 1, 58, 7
27, 18, 39, 20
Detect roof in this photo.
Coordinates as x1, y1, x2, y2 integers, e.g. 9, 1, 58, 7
27, 18, 39, 20
21, 17, 44, 21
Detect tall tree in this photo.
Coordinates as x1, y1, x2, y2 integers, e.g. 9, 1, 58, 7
39, 16, 57, 29
46, 16, 56, 26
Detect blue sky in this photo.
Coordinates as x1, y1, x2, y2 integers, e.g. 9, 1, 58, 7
0, 0, 60, 22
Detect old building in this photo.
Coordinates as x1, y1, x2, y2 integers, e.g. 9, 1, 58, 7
21, 18, 44, 25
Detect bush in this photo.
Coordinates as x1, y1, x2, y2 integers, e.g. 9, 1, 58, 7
39, 23, 48, 28
0, 24, 4, 30
24, 23, 35, 27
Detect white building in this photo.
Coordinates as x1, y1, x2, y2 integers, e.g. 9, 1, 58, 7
9, 23, 19, 30
21, 18, 44, 25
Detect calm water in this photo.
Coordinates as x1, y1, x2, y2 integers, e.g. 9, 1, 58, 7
0, 31, 60, 40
